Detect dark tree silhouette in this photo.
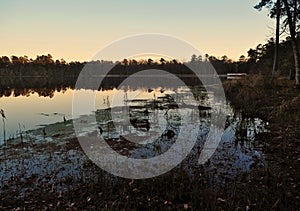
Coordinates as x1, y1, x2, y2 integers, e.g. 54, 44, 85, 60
159, 58, 166, 65
255, 0, 300, 87
147, 58, 153, 65
282, 0, 300, 87
255, 0, 282, 74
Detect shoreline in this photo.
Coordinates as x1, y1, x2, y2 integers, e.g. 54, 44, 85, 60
0, 75, 299, 209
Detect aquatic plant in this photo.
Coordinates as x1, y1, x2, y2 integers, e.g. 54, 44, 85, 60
0, 109, 6, 143
18, 123, 24, 147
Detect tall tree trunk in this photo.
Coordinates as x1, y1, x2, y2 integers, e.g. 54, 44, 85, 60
283, 0, 300, 88
272, 0, 280, 74
291, 38, 300, 87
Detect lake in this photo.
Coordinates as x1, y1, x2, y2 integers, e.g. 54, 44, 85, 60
0, 81, 269, 191
0, 86, 184, 143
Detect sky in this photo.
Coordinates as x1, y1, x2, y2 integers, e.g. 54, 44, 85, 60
0, 0, 274, 62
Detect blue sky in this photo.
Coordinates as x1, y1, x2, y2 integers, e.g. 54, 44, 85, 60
0, 0, 274, 61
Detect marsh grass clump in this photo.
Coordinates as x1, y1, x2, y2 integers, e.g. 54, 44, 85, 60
224, 75, 294, 118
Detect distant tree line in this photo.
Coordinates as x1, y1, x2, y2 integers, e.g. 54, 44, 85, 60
0, 33, 298, 79
0, 54, 83, 78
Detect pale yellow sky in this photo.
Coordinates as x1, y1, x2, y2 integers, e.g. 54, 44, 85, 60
0, 0, 274, 62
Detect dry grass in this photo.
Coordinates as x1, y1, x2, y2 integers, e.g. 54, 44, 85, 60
223, 74, 300, 210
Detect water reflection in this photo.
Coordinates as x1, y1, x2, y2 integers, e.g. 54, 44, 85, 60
0, 85, 209, 143
0, 69, 222, 141
0, 76, 75, 98
0, 98, 267, 195
0, 82, 269, 196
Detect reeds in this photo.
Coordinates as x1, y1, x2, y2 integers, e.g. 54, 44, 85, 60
18, 123, 24, 147
0, 109, 6, 144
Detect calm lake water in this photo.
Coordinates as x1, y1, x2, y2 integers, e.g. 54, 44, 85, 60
0, 88, 74, 142
0, 82, 269, 194
0, 87, 177, 143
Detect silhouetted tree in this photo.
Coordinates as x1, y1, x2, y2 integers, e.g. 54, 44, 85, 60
0, 56, 10, 66
204, 54, 209, 62
147, 58, 153, 65
239, 55, 246, 63
221, 55, 228, 62
160, 58, 166, 65
35, 54, 54, 65
190, 54, 197, 62
255, 0, 300, 87
172, 59, 178, 64
122, 59, 128, 66
197, 55, 203, 62
11, 55, 21, 65
255, 0, 282, 74
130, 59, 138, 66
282, 0, 300, 87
